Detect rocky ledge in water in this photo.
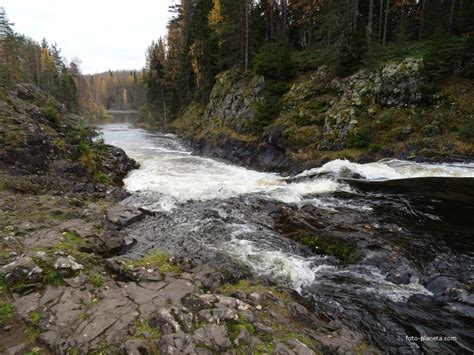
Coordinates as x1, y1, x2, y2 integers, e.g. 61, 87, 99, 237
0, 85, 379, 353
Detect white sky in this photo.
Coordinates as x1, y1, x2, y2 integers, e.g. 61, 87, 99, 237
2, 0, 175, 74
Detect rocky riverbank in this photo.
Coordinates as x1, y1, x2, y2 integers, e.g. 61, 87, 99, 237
0, 85, 382, 353
168, 57, 474, 174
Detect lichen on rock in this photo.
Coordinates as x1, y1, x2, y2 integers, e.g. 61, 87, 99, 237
205, 68, 265, 133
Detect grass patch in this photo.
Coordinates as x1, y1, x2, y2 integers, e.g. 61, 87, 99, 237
24, 324, 40, 342
125, 250, 182, 275
88, 274, 104, 288
0, 301, 16, 324
53, 230, 87, 255
43, 104, 60, 124
95, 172, 111, 185
53, 137, 66, 152
29, 310, 42, 325
219, 280, 292, 304
132, 319, 161, 354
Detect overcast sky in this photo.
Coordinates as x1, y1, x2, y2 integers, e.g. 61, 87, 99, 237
2, 0, 175, 74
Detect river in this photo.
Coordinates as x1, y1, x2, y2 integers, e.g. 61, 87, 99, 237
100, 123, 474, 354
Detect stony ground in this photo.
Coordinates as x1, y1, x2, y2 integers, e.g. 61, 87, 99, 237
0, 85, 380, 354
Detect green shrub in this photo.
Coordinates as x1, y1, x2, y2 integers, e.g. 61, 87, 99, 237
377, 112, 395, 127
253, 40, 294, 80
459, 120, 474, 140
95, 172, 110, 185
389, 126, 410, 142
347, 125, 373, 148
88, 274, 104, 288
421, 124, 436, 136
337, 38, 364, 77
78, 142, 97, 173
369, 143, 382, 152
29, 310, 42, 325
43, 104, 60, 123
252, 95, 280, 133
0, 301, 15, 324
424, 37, 467, 80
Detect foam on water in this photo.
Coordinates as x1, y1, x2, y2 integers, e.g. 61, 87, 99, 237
224, 236, 329, 292
101, 124, 347, 208
297, 158, 474, 180
225, 227, 431, 301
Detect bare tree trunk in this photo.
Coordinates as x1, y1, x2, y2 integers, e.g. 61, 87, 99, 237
378, 0, 384, 43
353, 0, 359, 34
419, 0, 426, 40
160, 83, 167, 124
383, 0, 390, 46
281, 0, 288, 38
367, 0, 374, 46
448, 0, 455, 34
35, 47, 41, 88
308, 0, 314, 48
244, 0, 249, 72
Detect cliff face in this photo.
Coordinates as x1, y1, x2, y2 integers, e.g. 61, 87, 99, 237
171, 57, 474, 173
205, 69, 265, 133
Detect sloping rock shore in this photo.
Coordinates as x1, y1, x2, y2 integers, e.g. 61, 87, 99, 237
0, 85, 378, 353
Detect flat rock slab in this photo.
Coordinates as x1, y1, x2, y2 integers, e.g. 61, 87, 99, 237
106, 205, 144, 227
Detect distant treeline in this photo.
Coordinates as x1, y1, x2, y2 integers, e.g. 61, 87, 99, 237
141, 0, 474, 124
78, 71, 146, 120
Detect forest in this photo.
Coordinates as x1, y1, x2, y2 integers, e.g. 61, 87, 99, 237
0, 8, 79, 112
142, 0, 474, 126
2, 1, 473, 126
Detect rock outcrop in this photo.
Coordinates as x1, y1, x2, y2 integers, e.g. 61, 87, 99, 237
205, 69, 265, 133
171, 56, 473, 172
322, 57, 425, 149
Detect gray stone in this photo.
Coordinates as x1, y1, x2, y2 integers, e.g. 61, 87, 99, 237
149, 308, 181, 335
4, 343, 27, 355
287, 339, 315, 355
199, 271, 223, 291
198, 308, 239, 323
54, 255, 84, 271
1, 256, 43, 289
64, 274, 88, 288
158, 332, 196, 354
274, 342, 296, 355
107, 205, 144, 227
249, 292, 263, 305
193, 324, 232, 351
122, 339, 150, 355
253, 322, 273, 334
288, 302, 310, 319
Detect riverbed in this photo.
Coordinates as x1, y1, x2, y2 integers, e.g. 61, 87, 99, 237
100, 123, 474, 354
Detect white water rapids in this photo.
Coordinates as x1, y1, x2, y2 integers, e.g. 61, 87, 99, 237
100, 124, 474, 301
101, 124, 474, 211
